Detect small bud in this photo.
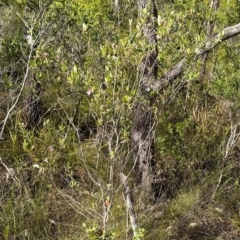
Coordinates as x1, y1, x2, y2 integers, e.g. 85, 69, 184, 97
86, 89, 94, 96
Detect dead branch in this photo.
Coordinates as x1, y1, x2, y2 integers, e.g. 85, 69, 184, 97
144, 22, 240, 92
120, 173, 138, 235
195, 22, 240, 57
149, 58, 187, 92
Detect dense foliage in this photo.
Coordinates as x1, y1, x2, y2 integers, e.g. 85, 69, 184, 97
1, 0, 240, 239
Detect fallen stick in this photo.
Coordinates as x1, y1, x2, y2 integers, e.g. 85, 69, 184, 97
120, 173, 138, 235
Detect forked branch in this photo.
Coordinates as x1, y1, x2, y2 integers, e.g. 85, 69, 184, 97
144, 22, 240, 92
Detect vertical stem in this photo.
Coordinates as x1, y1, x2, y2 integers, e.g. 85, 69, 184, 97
199, 0, 220, 81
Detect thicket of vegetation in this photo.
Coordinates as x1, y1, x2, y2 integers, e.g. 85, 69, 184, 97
1, 0, 240, 239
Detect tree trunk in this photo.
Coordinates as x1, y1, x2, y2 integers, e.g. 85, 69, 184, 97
131, 0, 158, 199
131, 1, 240, 201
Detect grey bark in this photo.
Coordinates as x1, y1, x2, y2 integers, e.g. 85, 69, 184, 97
143, 22, 240, 93
120, 173, 138, 234
131, 102, 155, 186
131, 0, 158, 194
131, 1, 240, 201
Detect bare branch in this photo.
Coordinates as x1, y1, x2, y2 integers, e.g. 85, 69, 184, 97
149, 58, 187, 92
120, 173, 138, 235
195, 22, 240, 58
143, 22, 240, 92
